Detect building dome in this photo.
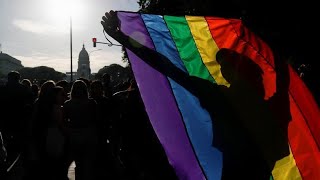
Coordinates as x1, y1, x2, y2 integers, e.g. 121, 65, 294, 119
78, 44, 89, 61
77, 44, 91, 80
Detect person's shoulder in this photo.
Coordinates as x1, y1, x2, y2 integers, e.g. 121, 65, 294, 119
112, 90, 128, 96
112, 90, 130, 100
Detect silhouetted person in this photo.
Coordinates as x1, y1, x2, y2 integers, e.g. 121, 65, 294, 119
56, 80, 70, 101
1, 71, 33, 169
101, 73, 113, 98
25, 80, 56, 180
45, 86, 69, 180
64, 80, 99, 180
89, 80, 120, 179
21, 79, 32, 89
31, 84, 39, 103
90, 80, 112, 138
101, 10, 291, 179
210, 49, 290, 179
77, 77, 91, 90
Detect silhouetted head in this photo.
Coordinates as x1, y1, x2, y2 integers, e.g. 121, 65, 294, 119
56, 80, 69, 90
216, 48, 264, 96
50, 86, 65, 105
70, 80, 88, 99
102, 73, 111, 86
216, 49, 240, 83
90, 80, 104, 98
77, 77, 90, 89
31, 84, 39, 96
217, 49, 263, 81
21, 79, 32, 88
39, 80, 56, 100
7, 71, 21, 83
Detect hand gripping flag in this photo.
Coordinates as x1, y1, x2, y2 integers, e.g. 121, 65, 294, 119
114, 11, 320, 180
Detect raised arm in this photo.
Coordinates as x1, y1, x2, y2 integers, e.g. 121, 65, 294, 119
101, 11, 192, 91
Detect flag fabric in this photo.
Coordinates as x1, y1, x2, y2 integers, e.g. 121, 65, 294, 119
116, 11, 320, 180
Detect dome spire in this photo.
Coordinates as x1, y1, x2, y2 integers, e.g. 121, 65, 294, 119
78, 44, 89, 61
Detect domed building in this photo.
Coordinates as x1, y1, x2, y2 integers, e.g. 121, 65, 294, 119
77, 44, 91, 79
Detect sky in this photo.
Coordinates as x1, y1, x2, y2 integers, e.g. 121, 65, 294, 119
0, 0, 139, 73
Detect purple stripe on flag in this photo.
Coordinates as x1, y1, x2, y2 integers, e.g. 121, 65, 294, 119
117, 11, 205, 180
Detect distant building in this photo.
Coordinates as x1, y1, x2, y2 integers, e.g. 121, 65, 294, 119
65, 44, 92, 82
64, 72, 77, 82
0, 51, 24, 77
77, 44, 91, 80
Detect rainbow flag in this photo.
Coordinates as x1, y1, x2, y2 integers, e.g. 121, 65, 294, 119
116, 11, 320, 180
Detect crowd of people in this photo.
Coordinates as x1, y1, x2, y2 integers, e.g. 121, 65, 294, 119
0, 71, 177, 180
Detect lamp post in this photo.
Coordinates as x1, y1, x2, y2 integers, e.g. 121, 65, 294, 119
70, 16, 73, 82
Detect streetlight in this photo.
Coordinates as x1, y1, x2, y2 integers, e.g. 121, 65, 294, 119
70, 15, 73, 82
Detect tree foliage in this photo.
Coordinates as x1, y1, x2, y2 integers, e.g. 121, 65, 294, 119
18, 66, 66, 83
95, 63, 133, 88
121, 47, 129, 63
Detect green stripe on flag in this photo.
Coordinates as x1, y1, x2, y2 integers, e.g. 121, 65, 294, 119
164, 15, 215, 83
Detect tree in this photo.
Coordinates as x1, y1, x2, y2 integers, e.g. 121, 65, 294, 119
18, 66, 66, 83
121, 47, 129, 63
95, 64, 133, 88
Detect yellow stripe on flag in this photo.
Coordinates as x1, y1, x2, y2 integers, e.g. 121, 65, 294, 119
272, 146, 301, 180
186, 16, 229, 87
